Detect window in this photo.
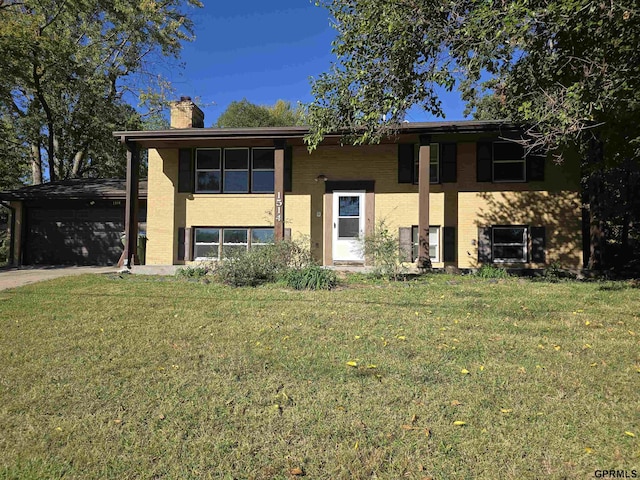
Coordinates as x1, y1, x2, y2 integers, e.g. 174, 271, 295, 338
195, 149, 221, 192
492, 226, 527, 262
413, 144, 439, 184
252, 148, 275, 193
224, 149, 250, 193
493, 142, 526, 182
411, 226, 440, 262
193, 147, 275, 193
194, 228, 220, 259
194, 227, 275, 260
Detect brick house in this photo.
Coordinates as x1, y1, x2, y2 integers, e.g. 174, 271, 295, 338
114, 97, 583, 270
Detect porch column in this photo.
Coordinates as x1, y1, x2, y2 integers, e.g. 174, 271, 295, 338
418, 134, 431, 269
274, 140, 286, 241
123, 139, 140, 268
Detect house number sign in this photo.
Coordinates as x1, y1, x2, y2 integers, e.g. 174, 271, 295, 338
275, 191, 283, 222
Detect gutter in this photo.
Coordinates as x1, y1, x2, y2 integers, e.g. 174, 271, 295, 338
0, 200, 15, 266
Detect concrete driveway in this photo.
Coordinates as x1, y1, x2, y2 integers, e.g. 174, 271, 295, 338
0, 266, 118, 291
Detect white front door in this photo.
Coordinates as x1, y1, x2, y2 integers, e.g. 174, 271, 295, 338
333, 191, 365, 262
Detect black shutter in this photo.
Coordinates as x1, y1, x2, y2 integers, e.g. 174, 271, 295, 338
530, 226, 546, 263
443, 226, 456, 262
398, 227, 412, 262
177, 227, 185, 261
526, 154, 545, 181
478, 227, 492, 263
476, 142, 492, 182
284, 146, 293, 192
398, 144, 415, 183
440, 143, 457, 183
178, 149, 193, 193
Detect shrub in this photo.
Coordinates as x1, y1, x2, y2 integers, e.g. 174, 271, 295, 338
175, 265, 210, 279
285, 266, 337, 290
474, 264, 511, 279
214, 240, 315, 287
361, 221, 408, 280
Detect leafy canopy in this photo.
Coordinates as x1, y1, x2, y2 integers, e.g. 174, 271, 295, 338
0, 0, 202, 183
216, 99, 305, 128
306, 0, 640, 164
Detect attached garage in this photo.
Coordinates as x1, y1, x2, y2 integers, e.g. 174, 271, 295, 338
1, 179, 147, 266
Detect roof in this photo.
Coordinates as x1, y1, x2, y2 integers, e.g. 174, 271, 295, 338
0, 178, 148, 201
113, 120, 522, 146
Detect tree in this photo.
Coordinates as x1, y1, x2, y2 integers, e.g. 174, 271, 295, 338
216, 99, 304, 128
307, 0, 640, 269
0, 0, 202, 184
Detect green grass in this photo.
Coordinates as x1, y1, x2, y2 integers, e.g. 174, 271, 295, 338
0, 274, 638, 479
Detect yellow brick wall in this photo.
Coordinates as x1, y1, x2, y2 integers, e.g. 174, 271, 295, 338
146, 148, 178, 265
146, 139, 582, 268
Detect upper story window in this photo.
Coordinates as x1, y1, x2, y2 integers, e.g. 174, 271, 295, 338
413, 144, 439, 184
477, 140, 545, 183
493, 142, 526, 182
193, 147, 275, 194
195, 149, 221, 192
252, 148, 275, 193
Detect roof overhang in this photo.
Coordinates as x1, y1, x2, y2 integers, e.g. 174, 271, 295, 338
114, 120, 523, 148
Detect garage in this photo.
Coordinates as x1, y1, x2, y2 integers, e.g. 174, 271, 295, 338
1, 179, 147, 266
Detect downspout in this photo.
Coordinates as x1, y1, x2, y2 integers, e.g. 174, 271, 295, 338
0, 201, 16, 266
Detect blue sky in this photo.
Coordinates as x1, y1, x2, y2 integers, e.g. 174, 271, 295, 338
167, 1, 467, 126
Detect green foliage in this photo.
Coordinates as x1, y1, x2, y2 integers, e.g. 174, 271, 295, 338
362, 221, 408, 280
214, 240, 314, 287
175, 265, 210, 279
285, 265, 337, 290
216, 99, 305, 128
0, 0, 202, 184
474, 265, 511, 279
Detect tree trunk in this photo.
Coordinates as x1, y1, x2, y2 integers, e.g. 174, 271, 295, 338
30, 143, 43, 185
586, 139, 605, 270
72, 147, 87, 177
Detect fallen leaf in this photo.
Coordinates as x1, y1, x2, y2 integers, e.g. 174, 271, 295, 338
500, 409, 512, 414
585, 447, 593, 454
460, 368, 470, 375
346, 361, 358, 367
366, 364, 377, 369
289, 467, 304, 476
453, 421, 466, 426
624, 431, 635, 437
402, 425, 416, 430
424, 428, 431, 438
554, 345, 561, 351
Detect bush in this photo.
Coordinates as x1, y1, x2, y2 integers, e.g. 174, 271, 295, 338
361, 221, 408, 280
214, 240, 315, 287
474, 264, 511, 279
175, 265, 210, 279
285, 266, 337, 290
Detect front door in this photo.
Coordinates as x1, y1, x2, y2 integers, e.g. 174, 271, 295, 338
333, 191, 365, 262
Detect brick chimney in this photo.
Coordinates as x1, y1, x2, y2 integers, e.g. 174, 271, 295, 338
170, 96, 204, 128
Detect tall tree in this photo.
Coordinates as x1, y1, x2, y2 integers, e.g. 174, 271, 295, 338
216, 99, 305, 128
0, 0, 202, 184
307, 0, 640, 269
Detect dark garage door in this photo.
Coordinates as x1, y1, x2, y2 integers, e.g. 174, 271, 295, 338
25, 204, 125, 265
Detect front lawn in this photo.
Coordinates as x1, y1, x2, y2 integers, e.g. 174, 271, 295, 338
0, 274, 638, 479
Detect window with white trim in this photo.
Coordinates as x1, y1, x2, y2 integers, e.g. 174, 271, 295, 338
413, 144, 439, 184
193, 227, 275, 260
195, 149, 221, 192
411, 226, 440, 262
493, 142, 526, 182
492, 226, 527, 262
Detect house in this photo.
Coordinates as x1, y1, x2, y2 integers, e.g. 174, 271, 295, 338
113, 97, 584, 270
0, 178, 147, 266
